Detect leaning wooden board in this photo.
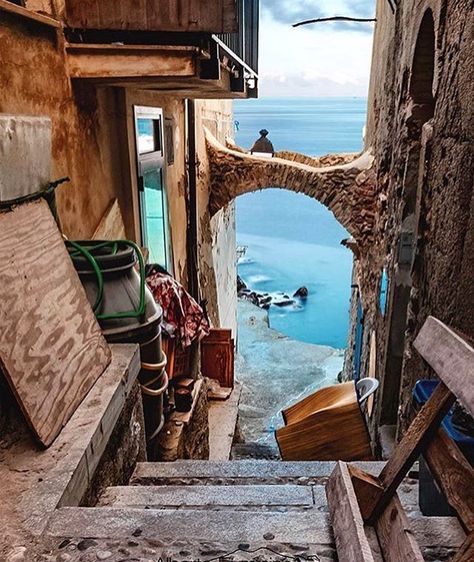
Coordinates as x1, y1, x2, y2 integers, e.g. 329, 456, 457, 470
0, 200, 111, 447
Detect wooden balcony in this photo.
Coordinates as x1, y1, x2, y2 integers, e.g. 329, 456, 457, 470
65, 0, 238, 33
62, 0, 259, 98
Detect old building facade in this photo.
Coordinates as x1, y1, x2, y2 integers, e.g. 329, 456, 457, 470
0, 0, 258, 341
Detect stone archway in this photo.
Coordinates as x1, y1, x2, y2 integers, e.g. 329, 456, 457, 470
206, 130, 377, 247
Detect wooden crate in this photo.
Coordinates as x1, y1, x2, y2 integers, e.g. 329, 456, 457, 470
201, 328, 234, 389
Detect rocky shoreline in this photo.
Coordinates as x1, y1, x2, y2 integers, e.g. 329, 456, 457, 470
237, 275, 309, 310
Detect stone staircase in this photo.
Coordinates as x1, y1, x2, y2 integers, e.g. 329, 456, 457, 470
44, 460, 465, 562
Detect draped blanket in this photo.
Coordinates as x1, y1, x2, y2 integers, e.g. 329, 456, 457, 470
146, 272, 210, 348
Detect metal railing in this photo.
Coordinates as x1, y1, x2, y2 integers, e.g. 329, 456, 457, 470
218, 0, 259, 76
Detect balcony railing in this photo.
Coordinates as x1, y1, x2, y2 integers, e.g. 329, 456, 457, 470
218, 0, 259, 75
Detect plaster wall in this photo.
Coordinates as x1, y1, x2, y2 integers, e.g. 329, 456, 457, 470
0, 14, 125, 239
196, 99, 238, 337
0, 14, 192, 286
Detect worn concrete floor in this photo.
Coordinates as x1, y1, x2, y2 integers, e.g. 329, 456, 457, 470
236, 300, 344, 449
208, 384, 242, 460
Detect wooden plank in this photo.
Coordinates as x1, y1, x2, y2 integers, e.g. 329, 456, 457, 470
66, 44, 197, 80
92, 199, 126, 241
326, 462, 376, 562
65, 0, 237, 32
424, 428, 474, 533
364, 381, 455, 522
0, 200, 111, 446
0, 0, 61, 27
222, 0, 238, 32
452, 532, 474, 562
414, 316, 474, 417
375, 494, 424, 562
348, 464, 384, 521
364, 526, 385, 562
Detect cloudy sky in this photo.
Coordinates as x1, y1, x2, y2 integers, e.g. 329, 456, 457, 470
258, 0, 376, 97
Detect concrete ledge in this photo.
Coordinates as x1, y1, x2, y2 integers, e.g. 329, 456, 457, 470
0, 344, 141, 538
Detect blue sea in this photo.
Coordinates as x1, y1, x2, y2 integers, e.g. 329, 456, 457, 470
234, 98, 367, 349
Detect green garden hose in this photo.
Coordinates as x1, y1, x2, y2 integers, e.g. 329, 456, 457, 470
66, 240, 147, 322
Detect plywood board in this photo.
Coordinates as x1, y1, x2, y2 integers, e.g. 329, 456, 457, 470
0, 200, 111, 447
93, 199, 126, 241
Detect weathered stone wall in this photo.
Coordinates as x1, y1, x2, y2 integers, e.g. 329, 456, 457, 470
358, 0, 474, 438
81, 381, 146, 507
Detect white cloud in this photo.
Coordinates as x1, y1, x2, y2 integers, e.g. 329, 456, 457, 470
258, 8, 374, 97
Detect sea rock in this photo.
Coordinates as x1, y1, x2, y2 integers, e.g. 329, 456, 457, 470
237, 275, 247, 292
237, 277, 303, 310
293, 286, 309, 298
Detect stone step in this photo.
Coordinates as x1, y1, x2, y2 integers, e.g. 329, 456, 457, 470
131, 459, 386, 485
45, 506, 466, 552
98, 484, 324, 510
46, 507, 333, 544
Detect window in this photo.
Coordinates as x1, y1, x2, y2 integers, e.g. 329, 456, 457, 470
134, 106, 172, 271
379, 268, 389, 317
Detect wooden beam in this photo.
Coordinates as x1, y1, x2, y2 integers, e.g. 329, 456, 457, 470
424, 428, 474, 533
348, 464, 384, 521
452, 532, 474, 562
65, 0, 237, 32
365, 382, 455, 522
414, 316, 474, 417
375, 495, 424, 562
66, 44, 197, 80
0, 0, 61, 27
326, 462, 376, 562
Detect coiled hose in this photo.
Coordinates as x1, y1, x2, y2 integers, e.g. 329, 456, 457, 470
66, 240, 146, 322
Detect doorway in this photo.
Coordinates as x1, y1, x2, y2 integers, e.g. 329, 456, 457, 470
134, 106, 172, 271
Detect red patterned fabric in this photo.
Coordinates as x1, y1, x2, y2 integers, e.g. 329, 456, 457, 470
146, 272, 210, 348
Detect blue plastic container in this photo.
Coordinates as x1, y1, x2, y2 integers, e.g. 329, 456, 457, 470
413, 380, 474, 463
413, 380, 474, 516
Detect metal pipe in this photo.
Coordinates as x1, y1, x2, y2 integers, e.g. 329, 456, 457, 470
186, 99, 200, 301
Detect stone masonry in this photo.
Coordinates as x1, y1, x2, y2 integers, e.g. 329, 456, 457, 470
206, 130, 378, 247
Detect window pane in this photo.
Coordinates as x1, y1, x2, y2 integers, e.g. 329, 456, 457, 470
142, 168, 167, 266
137, 118, 156, 154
